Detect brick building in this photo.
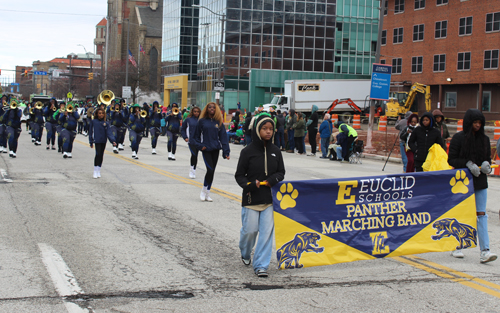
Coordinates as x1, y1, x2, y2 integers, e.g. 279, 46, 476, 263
380, 0, 500, 120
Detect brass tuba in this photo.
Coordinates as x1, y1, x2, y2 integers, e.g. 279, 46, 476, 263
35, 101, 43, 109
97, 94, 103, 105
99, 90, 115, 106
67, 104, 74, 113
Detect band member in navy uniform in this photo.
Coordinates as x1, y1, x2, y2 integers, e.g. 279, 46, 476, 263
55, 102, 67, 153
43, 98, 58, 150
165, 102, 182, 160
109, 101, 124, 154
3, 99, 23, 158
31, 102, 44, 146
0, 95, 9, 153
129, 104, 146, 159
119, 99, 128, 151
149, 101, 163, 155
59, 103, 80, 158
89, 108, 117, 178
181, 106, 201, 178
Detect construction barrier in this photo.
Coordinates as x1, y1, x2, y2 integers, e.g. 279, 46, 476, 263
495, 121, 500, 140
353, 115, 361, 129
378, 116, 387, 131
457, 119, 463, 132
331, 114, 338, 125
494, 153, 500, 176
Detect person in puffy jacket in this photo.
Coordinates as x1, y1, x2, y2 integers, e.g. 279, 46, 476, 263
88, 108, 117, 178
408, 112, 444, 172
399, 113, 419, 173
319, 113, 333, 158
235, 113, 285, 278
448, 109, 497, 263
193, 102, 230, 201
432, 109, 451, 143
306, 105, 319, 156
293, 112, 306, 155
58, 104, 80, 159
181, 106, 201, 178
165, 102, 182, 160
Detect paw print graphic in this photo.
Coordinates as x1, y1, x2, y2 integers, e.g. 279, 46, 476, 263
276, 183, 299, 210
450, 170, 470, 194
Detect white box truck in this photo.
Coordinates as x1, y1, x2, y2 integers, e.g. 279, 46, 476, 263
262, 79, 371, 119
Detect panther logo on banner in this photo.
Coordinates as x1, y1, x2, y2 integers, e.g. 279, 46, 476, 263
272, 170, 477, 269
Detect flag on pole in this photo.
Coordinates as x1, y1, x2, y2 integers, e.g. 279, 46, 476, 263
140, 44, 145, 55
128, 49, 137, 67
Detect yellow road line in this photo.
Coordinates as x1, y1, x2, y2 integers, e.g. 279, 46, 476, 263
394, 256, 500, 299
75, 139, 242, 202
76, 139, 500, 299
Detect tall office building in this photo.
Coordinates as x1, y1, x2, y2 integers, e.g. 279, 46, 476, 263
162, 0, 380, 109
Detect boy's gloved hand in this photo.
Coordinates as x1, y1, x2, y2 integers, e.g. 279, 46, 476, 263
466, 161, 481, 177
480, 161, 491, 174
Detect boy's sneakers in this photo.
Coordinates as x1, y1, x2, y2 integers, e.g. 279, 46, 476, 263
307, 153, 316, 156
241, 257, 251, 266
255, 269, 268, 278
480, 250, 497, 264
451, 250, 464, 258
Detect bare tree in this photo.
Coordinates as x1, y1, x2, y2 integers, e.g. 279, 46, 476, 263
105, 60, 152, 103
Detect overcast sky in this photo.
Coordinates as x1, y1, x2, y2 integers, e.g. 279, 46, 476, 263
0, 1, 107, 83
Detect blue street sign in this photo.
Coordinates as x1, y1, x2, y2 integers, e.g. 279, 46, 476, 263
11, 83, 19, 86
370, 63, 392, 100
33, 71, 47, 76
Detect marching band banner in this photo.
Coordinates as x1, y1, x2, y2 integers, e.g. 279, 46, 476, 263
272, 169, 477, 269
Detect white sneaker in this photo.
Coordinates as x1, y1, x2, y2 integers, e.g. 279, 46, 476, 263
35, 141, 41, 146
168, 152, 173, 160
451, 250, 464, 258
480, 250, 497, 263
0, 146, 4, 153
132, 151, 137, 159
307, 153, 316, 156
31, 138, 35, 142
96, 166, 101, 178
152, 148, 157, 155
189, 167, 196, 179
113, 147, 119, 154
171, 154, 176, 160
118, 144, 124, 151
205, 190, 213, 202
67, 153, 72, 158
93, 167, 98, 179
63, 152, 68, 159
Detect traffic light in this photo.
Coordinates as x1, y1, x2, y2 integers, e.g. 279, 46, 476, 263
88, 73, 94, 80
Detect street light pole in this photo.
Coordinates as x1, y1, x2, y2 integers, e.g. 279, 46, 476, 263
78, 44, 93, 97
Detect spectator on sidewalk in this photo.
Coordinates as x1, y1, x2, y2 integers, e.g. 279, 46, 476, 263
408, 112, 444, 172
395, 111, 413, 172
399, 113, 419, 173
275, 110, 286, 150
319, 113, 333, 159
306, 105, 319, 156
285, 109, 297, 153
433, 109, 451, 143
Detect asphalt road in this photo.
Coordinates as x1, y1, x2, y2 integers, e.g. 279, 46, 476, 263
0, 130, 499, 313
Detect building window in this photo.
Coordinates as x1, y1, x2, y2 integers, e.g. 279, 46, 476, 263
395, 0, 405, 13
254, 53, 259, 64
482, 91, 491, 112
415, 0, 425, 9
384, 0, 388, 15
459, 17, 473, 35
437, 0, 448, 5
393, 27, 404, 44
435, 21, 447, 38
244, 57, 248, 66
262, 51, 266, 62
380, 59, 386, 64
484, 50, 499, 69
486, 12, 500, 32
412, 56, 423, 73
381, 30, 387, 45
457, 52, 471, 71
445, 92, 457, 108
276, 49, 282, 58
392, 58, 402, 74
229, 59, 233, 65
413, 24, 424, 41
433, 54, 446, 72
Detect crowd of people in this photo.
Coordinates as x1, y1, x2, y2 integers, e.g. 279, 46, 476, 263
1, 93, 497, 274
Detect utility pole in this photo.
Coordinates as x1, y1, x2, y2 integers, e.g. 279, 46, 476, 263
104, 16, 110, 90
125, 18, 130, 87
90, 57, 93, 96
69, 56, 73, 94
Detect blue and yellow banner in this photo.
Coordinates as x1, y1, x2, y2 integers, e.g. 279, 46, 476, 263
272, 169, 477, 269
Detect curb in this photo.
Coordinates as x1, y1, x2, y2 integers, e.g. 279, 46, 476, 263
363, 153, 402, 164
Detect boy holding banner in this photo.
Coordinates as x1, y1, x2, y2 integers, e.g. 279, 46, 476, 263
448, 109, 497, 263
235, 113, 285, 277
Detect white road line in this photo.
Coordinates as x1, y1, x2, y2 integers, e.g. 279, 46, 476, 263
1, 169, 13, 183
38, 243, 89, 313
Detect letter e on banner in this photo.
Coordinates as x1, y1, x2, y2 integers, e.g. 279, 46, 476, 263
336, 181, 358, 205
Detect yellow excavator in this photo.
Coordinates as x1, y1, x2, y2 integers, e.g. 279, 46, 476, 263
385, 82, 431, 119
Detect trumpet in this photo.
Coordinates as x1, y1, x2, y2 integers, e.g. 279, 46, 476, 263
52, 106, 57, 111
35, 101, 43, 110
140, 110, 148, 118
2, 100, 7, 107
99, 90, 115, 106
67, 104, 74, 113
172, 107, 180, 115
10, 100, 17, 110
157, 108, 162, 114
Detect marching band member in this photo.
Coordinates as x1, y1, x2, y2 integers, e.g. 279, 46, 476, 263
118, 99, 128, 151
3, 99, 23, 158
89, 108, 117, 178
165, 102, 182, 160
31, 102, 44, 146
193, 102, 230, 201
55, 102, 66, 153
181, 106, 201, 178
43, 98, 58, 150
109, 101, 124, 154
128, 104, 146, 159
142, 102, 150, 138
0, 95, 9, 153
59, 103, 80, 158
149, 101, 163, 155
235, 113, 285, 278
